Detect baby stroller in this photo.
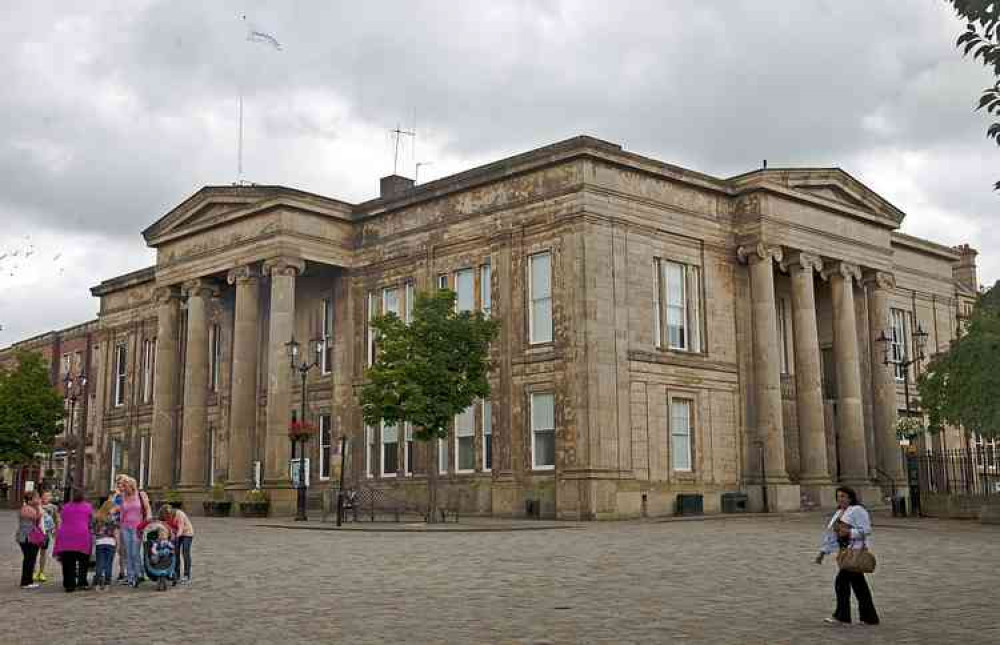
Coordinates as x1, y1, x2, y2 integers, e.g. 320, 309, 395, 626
141, 521, 176, 591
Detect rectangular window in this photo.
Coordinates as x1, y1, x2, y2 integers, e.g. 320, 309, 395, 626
365, 425, 375, 478
438, 274, 449, 290
367, 292, 377, 366
319, 414, 332, 479
455, 268, 475, 312
138, 435, 151, 490
655, 259, 702, 352
109, 438, 123, 490
404, 281, 415, 324
455, 405, 475, 472
208, 426, 216, 486
483, 400, 493, 471
531, 392, 555, 469
404, 423, 414, 476
321, 298, 334, 374
381, 421, 399, 477
777, 297, 791, 375
890, 308, 910, 381
671, 398, 694, 472
529, 252, 553, 344
209, 324, 221, 392
113, 343, 127, 407
61, 353, 71, 377
481, 264, 492, 315
141, 338, 155, 403
438, 437, 448, 474
383, 286, 400, 317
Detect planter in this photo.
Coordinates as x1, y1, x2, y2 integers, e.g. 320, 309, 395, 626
203, 501, 232, 517
239, 501, 270, 518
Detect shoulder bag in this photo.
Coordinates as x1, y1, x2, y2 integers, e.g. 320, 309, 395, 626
837, 546, 877, 574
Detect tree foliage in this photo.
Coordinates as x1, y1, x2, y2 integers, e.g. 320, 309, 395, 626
917, 281, 1000, 438
946, 0, 1000, 188
0, 351, 65, 465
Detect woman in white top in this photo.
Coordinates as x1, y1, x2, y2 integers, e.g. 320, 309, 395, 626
815, 486, 880, 626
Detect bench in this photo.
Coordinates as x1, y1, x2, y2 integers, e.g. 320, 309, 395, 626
321, 486, 465, 523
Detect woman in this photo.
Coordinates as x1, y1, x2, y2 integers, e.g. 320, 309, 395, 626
35, 489, 59, 582
14, 491, 43, 589
116, 475, 151, 587
162, 505, 195, 583
52, 488, 94, 592
815, 486, 880, 626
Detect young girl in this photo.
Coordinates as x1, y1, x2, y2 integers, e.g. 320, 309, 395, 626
35, 490, 59, 583
149, 527, 175, 592
93, 499, 119, 591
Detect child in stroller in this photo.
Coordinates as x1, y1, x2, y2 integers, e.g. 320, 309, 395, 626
142, 522, 176, 591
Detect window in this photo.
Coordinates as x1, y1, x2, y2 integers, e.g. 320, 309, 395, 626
74, 350, 83, 374
483, 400, 493, 471
321, 299, 333, 374
381, 421, 399, 477
776, 297, 791, 375
404, 281, 415, 324
438, 274, 449, 290
455, 268, 475, 312
138, 434, 151, 490
141, 338, 155, 403
531, 392, 555, 469
404, 423, 414, 476
208, 425, 216, 485
209, 324, 221, 392
383, 286, 400, 317
655, 259, 702, 352
890, 308, 910, 381
366, 292, 377, 366
365, 425, 375, 478
438, 437, 448, 474
529, 252, 553, 344
61, 353, 71, 377
671, 398, 694, 472
109, 438, 123, 490
455, 405, 475, 472
113, 343, 127, 407
319, 414, 332, 479
481, 264, 492, 316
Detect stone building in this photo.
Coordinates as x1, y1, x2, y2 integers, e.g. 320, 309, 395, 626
1, 136, 980, 517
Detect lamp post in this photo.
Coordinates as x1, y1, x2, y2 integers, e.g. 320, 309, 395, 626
286, 336, 323, 521
876, 321, 929, 426
62, 370, 87, 503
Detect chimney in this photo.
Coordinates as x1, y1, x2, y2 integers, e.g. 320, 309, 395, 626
379, 174, 414, 199
953, 243, 979, 291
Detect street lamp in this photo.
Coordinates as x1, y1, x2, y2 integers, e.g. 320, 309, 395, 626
286, 336, 323, 521
876, 321, 928, 420
62, 371, 87, 503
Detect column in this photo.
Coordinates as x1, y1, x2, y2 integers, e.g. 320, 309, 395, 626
178, 279, 215, 488
784, 252, 831, 489
150, 286, 181, 489
226, 265, 260, 488
824, 261, 869, 485
738, 243, 791, 484
865, 271, 903, 483
263, 257, 305, 485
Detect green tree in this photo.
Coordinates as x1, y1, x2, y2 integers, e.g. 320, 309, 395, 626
0, 351, 65, 466
359, 289, 499, 522
917, 281, 1000, 439
946, 1, 1000, 188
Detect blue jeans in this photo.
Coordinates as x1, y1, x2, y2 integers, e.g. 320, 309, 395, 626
121, 527, 142, 583
176, 536, 193, 579
94, 545, 116, 585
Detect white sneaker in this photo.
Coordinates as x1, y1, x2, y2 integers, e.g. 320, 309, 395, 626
21, 583, 41, 590
824, 617, 847, 625
181, 577, 191, 585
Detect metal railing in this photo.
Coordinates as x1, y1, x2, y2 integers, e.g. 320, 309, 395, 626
914, 447, 1000, 497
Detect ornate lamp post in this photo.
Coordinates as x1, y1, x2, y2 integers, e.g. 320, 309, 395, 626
286, 336, 323, 521
876, 321, 929, 422
62, 370, 87, 503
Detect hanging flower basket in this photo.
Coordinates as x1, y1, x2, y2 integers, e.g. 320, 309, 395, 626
288, 420, 317, 441
895, 416, 924, 442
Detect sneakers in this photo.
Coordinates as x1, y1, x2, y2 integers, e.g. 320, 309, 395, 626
824, 617, 848, 625
180, 576, 191, 585
33, 572, 47, 582
21, 583, 41, 590
156, 578, 167, 591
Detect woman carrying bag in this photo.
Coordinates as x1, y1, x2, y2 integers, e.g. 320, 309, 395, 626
815, 486, 880, 626
52, 488, 94, 592
14, 491, 45, 589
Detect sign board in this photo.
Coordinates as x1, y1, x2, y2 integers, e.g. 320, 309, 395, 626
290, 458, 310, 487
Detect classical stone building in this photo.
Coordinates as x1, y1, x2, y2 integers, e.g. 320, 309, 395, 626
1, 136, 980, 517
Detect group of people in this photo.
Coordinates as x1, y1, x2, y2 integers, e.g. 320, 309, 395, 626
15, 474, 195, 593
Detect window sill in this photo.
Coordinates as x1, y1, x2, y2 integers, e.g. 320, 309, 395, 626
532, 466, 555, 472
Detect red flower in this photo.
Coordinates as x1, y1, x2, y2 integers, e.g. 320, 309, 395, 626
287, 420, 317, 440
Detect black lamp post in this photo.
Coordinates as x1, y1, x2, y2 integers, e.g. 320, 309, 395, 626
62, 370, 87, 503
876, 321, 929, 423
286, 336, 323, 521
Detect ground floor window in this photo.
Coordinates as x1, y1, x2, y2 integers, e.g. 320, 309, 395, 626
365, 426, 375, 478
670, 398, 694, 472
405, 424, 414, 476
319, 415, 332, 480
531, 393, 555, 470
138, 434, 151, 490
483, 400, 493, 471
109, 438, 123, 490
456, 406, 475, 472
439, 437, 448, 474
382, 422, 398, 476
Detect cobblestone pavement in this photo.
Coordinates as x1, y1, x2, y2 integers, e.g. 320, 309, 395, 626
2, 511, 997, 644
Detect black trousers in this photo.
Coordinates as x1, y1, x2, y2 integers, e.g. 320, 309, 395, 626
834, 569, 880, 624
19, 541, 40, 587
60, 551, 89, 591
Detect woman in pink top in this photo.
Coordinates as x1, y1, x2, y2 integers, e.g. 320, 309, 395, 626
115, 476, 150, 587
52, 489, 93, 592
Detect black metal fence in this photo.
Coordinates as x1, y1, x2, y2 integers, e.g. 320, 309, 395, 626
913, 447, 1000, 497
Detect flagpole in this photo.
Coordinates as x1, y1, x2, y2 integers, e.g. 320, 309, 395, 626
238, 91, 244, 184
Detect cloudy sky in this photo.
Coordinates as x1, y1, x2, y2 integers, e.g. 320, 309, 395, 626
0, 0, 996, 344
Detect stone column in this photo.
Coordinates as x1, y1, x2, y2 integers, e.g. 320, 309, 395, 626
178, 279, 215, 489
738, 243, 798, 510
262, 257, 305, 488
150, 286, 181, 489
824, 261, 869, 486
865, 271, 903, 484
784, 252, 832, 501
226, 265, 260, 489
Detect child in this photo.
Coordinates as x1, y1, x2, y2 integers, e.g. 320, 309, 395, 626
149, 528, 175, 592
93, 499, 119, 591
35, 490, 59, 582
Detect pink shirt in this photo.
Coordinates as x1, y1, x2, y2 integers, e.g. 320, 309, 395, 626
53, 501, 93, 555
120, 493, 144, 529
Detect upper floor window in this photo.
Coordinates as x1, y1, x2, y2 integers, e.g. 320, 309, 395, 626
455, 268, 475, 312
654, 259, 702, 352
366, 292, 377, 367
890, 308, 910, 381
321, 298, 333, 374
383, 286, 400, 318
61, 353, 71, 378
528, 252, 553, 344
141, 338, 155, 403
209, 324, 222, 392
113, 343, 127, 407
404, 281, 415, 324
480, 264, 492, 316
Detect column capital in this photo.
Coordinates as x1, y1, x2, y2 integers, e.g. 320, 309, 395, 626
153, 285, 183, 305
821, 260, 861, 283
262, 256, 306, 278
737, 242, 783, 265
862, 270, 895, 290
781, 250, 823, 274
182, 278, 220, 299
227, 264, 260, 286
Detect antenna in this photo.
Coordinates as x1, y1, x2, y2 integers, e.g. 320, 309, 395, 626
391, 124, 415, 176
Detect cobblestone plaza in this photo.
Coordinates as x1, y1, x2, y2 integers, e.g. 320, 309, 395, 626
3, 512, 997, 644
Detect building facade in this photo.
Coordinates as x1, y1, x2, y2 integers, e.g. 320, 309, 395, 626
1, 137, 980, 517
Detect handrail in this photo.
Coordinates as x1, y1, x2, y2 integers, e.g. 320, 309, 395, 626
872, 466, 898, 500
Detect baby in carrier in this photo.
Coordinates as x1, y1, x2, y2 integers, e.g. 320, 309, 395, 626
149, 528, 175, 592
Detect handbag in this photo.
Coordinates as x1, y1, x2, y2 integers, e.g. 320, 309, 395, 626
837, 547, 877, 573
27, 525, 46, 547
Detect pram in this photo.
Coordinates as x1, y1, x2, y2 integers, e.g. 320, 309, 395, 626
141, 521, 176, 591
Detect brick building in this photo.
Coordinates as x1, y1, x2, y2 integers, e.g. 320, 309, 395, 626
0, 136, 980, 517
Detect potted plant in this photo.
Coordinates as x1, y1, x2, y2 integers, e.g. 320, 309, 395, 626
163, 488, 184, 510
203, 483, 232, 517
239, 488, 270, 518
